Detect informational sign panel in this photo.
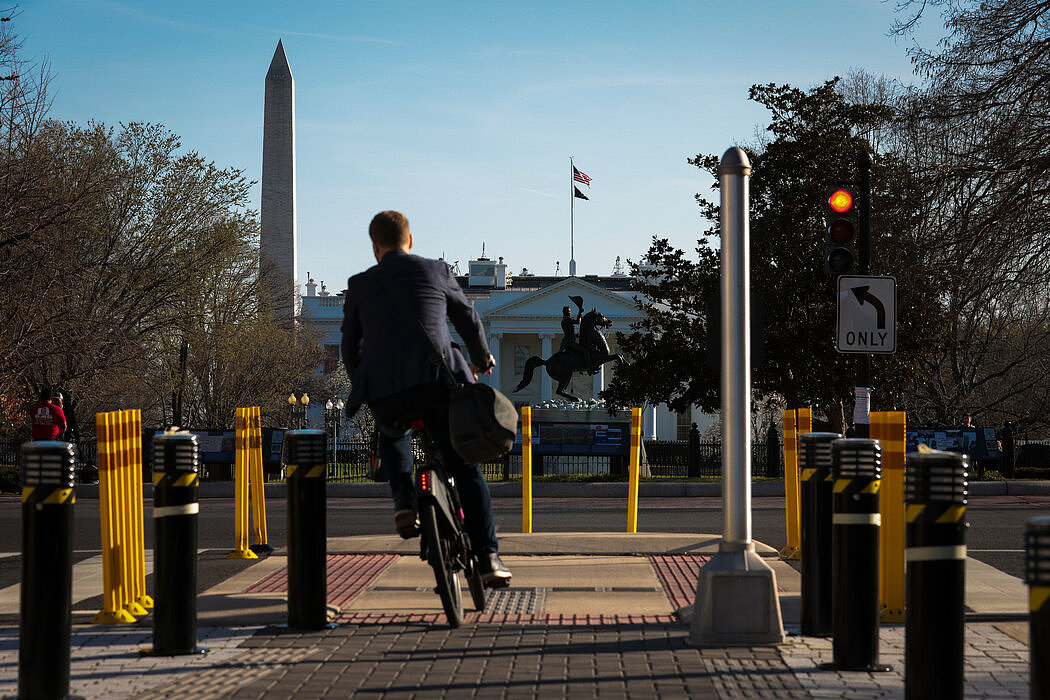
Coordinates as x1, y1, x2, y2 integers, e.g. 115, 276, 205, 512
512, 421, 630, 456
906, 427, 1000, 461
837, 275, 896, 354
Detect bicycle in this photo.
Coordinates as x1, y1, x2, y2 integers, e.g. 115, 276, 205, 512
403, 417, 488, 628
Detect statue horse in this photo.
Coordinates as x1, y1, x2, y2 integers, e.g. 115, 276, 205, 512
512, 308, 626, 401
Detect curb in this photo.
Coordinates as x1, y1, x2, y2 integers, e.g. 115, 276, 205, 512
66, 480, 1049, 499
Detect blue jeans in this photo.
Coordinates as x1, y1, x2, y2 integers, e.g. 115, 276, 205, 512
372, 386, 499, 556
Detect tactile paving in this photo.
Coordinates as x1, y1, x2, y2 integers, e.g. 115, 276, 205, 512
483, 587, 545, 615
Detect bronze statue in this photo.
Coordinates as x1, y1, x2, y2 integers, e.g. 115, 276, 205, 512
513, 296, 626, 401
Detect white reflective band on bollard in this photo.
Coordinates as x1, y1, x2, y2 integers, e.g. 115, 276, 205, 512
905, 545, 967, 562
152, 503, 200, 518
833, 513, 881, 526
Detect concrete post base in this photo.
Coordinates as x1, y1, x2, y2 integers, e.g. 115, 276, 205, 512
688, 540, 785, 646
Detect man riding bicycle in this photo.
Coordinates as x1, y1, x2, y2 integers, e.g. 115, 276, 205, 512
341, 210, 511, 588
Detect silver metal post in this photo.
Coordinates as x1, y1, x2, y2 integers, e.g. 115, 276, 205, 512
689, 147, 784, 646
721, 148, 751, 546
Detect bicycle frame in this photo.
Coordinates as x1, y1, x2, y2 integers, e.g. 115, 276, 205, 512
416, 465, 464, 550
408, 419, 486, 626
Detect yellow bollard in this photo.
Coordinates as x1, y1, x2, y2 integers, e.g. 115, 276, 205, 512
797, 407, 812, 435
126, 409, 152, 612
627, 407, 642, 533
780, 409, 802, 559
247, 407, 271, 552
521, 406, 532, 534
93, 410, 137, 624
118, 411, 148, 618
873, 410, 907, 622
229, 407, 259, 559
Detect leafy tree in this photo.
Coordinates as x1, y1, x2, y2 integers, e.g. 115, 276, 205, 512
604, 80, 942, 430
600, 238, 719, 414
890, 0, 1050, 432
0, 18, 319, 432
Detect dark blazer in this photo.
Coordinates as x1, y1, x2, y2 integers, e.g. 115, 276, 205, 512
341, 250, 490, 414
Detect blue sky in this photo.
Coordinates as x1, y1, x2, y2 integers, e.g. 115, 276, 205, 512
20, 1, 942, 291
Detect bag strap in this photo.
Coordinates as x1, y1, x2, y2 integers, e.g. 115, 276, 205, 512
374, 269, 459, 388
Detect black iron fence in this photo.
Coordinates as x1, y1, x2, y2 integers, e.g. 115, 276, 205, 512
0, 437, 98, 487
0, 435, 785, 485
12, 431, 1050, 486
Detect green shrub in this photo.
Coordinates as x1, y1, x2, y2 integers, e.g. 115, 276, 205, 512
972, 469, 1005, 481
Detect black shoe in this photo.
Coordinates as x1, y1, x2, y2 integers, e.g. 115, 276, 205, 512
395, 509, 419, 539
479, 552, 511, 588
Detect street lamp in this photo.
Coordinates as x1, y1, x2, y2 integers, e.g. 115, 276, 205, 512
324, 398, 345, 437
324, 398, 345, 466
288, 393, 310, 429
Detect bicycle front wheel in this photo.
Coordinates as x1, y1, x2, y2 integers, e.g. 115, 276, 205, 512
468, 562, 486, 612
420, 500, 463, 628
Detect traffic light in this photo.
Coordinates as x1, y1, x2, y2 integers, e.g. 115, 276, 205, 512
823, 184, 858, 277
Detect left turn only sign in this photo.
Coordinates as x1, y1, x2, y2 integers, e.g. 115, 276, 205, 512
836, 275, 896, 354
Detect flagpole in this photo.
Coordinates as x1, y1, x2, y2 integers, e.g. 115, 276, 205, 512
569, 156, 576, 276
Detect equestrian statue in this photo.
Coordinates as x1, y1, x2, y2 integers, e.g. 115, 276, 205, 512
512, 295, 627, 401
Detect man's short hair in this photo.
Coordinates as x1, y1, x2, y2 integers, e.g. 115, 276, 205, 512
37, 388, 50, 401
369, 211, 411, 249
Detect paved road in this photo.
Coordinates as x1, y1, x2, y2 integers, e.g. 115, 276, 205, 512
0, 491, 1044, 586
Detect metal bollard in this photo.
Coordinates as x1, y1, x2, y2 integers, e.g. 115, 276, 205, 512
284, 429, 329, 629
146, 430, 205, 656
904, 448, 967, 700
826, 438, 890, 672
799, 432, 840, 636
1024, 516, 1050, 700
19, 441, 76, 700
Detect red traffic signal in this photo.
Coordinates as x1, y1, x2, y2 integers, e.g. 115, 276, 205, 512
828, 189, 854, 214
823, 184, 859, 277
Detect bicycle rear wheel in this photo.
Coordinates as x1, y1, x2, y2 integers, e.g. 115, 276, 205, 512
420, 501, 463, 628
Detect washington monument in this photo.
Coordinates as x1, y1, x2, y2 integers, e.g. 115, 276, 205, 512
261, 40, 297, 319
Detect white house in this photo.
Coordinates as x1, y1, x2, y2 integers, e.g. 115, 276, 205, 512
300, 257, 716, 441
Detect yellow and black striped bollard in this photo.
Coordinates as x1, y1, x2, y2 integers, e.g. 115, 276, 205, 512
904, 448, 967, 700
18, 441, 77, 700
145, 430, 206, 656
825, 438, 891, 672
1024, 516, 1050, 700
799, 432, 840, 637
285, 429, 329, 629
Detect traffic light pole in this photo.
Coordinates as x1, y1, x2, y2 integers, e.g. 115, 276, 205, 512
854, 151, 872, 438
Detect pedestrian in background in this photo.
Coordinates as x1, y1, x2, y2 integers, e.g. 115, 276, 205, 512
26, 389, 67, 441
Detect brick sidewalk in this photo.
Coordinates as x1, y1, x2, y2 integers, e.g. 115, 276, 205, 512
0, 534, 1034, 698
0, 618, 1030, 699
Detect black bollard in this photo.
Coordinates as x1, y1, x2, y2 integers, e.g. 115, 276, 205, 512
285, 429, 328, 629
19, 441, 77, 700
825, 438, 890, 672
799, 432, 840, 637
147, 430, 205, 656
1024, 516, 1050, 700
905, 448, 967, 700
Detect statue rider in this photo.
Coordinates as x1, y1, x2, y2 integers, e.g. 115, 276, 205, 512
559, 295, 592, 369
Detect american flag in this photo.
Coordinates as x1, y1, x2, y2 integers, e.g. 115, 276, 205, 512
573, 165, 592, 187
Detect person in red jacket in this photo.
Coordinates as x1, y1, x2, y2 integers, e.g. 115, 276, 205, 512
26, 389, 67, 441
